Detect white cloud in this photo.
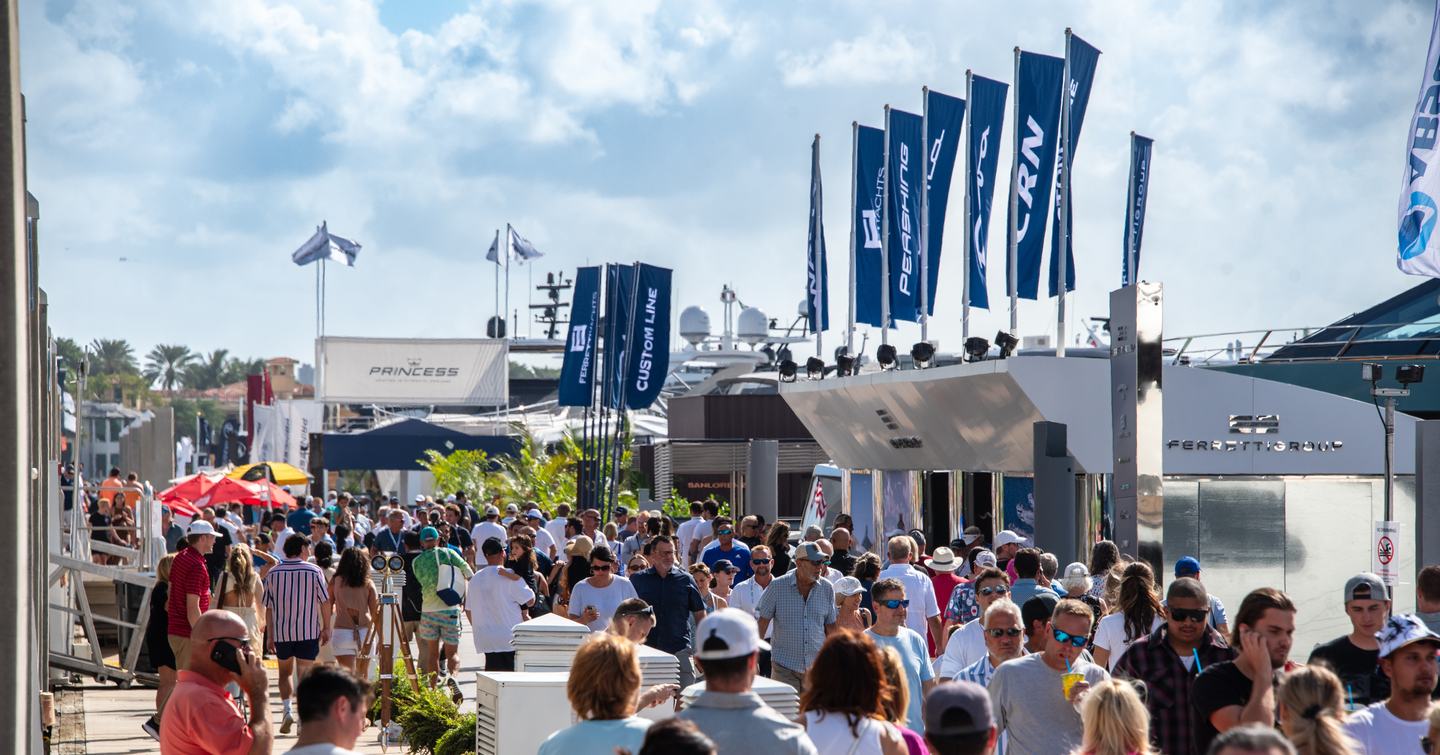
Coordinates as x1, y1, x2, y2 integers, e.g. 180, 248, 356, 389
778, 26, 930, 88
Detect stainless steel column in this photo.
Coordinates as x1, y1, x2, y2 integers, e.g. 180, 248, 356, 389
1417, 421, 1440, 570
1033, 421, 1078, 564
1, 0, 37, 748
745, 440, 778, 524
1109, 282, 1164, 577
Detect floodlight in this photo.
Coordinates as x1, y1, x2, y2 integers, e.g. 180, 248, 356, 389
910, 342, 936, 368
995, 331, 1019, 359
1398, 364, 1427, 385
1361, 363, 1384, 383
778, 359, 798, 382
806, 357, 825, 379
834, 346, 855, 376
876, 344, 898, 370
964, 337, 991, 362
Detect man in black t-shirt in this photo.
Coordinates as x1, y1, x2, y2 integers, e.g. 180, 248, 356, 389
1307, 572, 1391, 708
1192, 587, 1299, 755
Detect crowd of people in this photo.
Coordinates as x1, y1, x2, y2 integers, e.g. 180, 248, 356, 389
102, 480, 1440, 755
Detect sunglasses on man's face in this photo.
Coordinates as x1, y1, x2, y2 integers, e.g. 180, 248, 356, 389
979, 585, 1009, 596
878, 599, 911, 609
752, 558, 772, 565
1052, 628, 1089, 648
986, 627, 1023, 638
1169, 607, 1208, 624
717, 528, 733, 536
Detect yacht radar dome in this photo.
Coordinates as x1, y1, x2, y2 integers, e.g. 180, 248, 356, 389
737, 307, 770, 346
679, 306, 712, 346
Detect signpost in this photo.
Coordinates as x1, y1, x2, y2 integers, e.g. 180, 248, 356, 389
1374, 520, 1400, 593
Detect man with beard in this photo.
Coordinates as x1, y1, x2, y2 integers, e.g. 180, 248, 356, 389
1344, 614, 1440, 753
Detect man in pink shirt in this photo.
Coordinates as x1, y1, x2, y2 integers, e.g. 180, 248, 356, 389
159, 610, 273, 755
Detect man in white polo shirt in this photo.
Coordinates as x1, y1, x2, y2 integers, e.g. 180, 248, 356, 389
878, 534, 943, 654
465, 538, 534, 672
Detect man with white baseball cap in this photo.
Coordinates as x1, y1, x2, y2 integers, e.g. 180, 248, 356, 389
679, 608, 818, 754
991, 530, 1026, 568
1344, 613, 1440, 753
469, 505, 507, 550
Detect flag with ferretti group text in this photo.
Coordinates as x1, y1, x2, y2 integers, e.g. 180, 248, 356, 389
1123, 134, 1154, 286
1048, 34, 1101, 297
807, 135, 830, 333
559, 266, 601, 406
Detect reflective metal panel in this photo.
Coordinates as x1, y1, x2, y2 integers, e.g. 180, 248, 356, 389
846, 471, 878, 553
1161, 480, 1199, 571
1110, 283, 1165, 572
1195, 481, 1286, 644
1284, 479, 1378, 654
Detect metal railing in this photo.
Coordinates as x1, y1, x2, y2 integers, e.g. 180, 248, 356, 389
1164, 321, 1440, 366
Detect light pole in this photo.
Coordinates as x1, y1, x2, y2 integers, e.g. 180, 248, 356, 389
1364, 363, 1426, 522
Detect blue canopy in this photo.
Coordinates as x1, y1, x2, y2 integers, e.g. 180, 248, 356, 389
320, 418, 519, 471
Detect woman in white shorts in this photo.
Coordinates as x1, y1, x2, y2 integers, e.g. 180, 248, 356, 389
329, 547, 379, 677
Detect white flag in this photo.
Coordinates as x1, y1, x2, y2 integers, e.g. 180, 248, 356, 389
485, 232, 501, 264
508, 226, 544, 261
291, 222, 361, 267
1399, 0, 1440, 276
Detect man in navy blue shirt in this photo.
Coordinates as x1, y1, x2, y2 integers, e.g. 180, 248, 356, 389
631, 534, 706, 688
702, 516, 753, 583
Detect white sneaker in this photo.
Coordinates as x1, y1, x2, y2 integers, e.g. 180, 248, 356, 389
280, 712, 294, 734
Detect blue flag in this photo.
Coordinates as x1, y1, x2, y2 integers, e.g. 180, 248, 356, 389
1048, 34, 1101, 297
887, 108, 924, 323
1123, 134, 1154, 286
854, 125, 886, 327
1007, 51, 1065, 301
807, 135, 829, 333
601, 263, 635, 410
559, 266, 601, 406
624, 264, 672, 410
967, 75, 1008, 311
924, 89, 965, 316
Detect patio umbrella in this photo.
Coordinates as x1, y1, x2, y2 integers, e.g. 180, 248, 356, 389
191, 477, 265, 508
158, 472, 224, 503
162, 497, 200, 517
229, 462, 311, 487
252, 479, 298, 509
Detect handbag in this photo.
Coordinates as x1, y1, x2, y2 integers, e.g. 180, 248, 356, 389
434, 551, 465, 607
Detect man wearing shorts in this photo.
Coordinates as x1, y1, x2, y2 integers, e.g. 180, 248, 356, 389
262, 533, 330, 734
412, 526, 474, 680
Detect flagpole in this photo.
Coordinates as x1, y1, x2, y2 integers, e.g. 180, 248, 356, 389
847, 122, 858, 355
881, 105, 892, 346
1125, 131, 1137, 287
812, 133, 824, 358
505, 224, 512, 340
1008, 48, 1020, 334
492, 228, 500, 332
962, 71, 973, 341
1057, 28, 1072, 358
920, 87, 930, 345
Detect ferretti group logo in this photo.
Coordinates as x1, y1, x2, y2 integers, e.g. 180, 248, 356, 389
1167, 414, 1343, 453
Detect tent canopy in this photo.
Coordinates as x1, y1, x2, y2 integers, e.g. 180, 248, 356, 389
320, 418, 520, 471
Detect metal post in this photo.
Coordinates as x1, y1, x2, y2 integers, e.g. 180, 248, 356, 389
1385, 396, 1396, 522
962, 71, 973, 342
812, 133, 824, 358
1, 0, 37, 745
881, 105, 892, 346
1007, 48, 1020, 333
847, 122, 858, 354
504, 223, 512, 340
492, 228, 500, 331
1057, 29, 1072, 358
920, 87, 930, 344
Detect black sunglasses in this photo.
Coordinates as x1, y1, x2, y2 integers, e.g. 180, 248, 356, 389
979, 585, 1009, 596
1053, 628, 1088, 648
752, 558, 772, 565
986, 627, 1023, 638
1170, 607, 1208, 624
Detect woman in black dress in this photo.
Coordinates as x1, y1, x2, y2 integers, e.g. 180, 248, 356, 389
142, 553, 177, 739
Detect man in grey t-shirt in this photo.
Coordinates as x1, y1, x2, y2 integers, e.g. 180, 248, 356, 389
988, 598, 1109, 755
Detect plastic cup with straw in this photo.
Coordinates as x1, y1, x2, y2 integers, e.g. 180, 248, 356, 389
1061, 656, 1084, 701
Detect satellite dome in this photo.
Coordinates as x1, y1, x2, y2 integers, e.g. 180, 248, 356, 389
679, 306, 711, 346
737, 307, 770, 345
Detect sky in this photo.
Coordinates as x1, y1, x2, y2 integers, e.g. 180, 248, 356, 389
17, 0, 1440, 367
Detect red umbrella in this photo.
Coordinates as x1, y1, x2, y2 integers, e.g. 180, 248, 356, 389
191, 477, 265, 508
253, 479, 297, 510
158, 472, 222, 503
163, 497, 200, 517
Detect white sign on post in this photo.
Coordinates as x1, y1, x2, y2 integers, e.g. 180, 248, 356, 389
1374, 520, 1400, 593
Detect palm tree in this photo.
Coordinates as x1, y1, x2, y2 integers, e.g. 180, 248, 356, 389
222, 357, 265, 384
54, 337, 85, 375
87, 338, 138, 375
182, 349, 230, 390
143, 344, 195, 395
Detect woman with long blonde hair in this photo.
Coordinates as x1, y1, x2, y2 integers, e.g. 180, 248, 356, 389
1278, 665, 1360, 755
216, 543, 266, 655
1071, 679, 1157, 755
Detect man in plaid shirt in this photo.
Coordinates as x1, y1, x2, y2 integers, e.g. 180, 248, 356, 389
1112, 577, 1236, 755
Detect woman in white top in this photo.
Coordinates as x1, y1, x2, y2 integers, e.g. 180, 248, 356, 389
1091, 560, 1165, 670
538, 633, 652, 755
799, 631, 908, 755
568, 546, 637, 632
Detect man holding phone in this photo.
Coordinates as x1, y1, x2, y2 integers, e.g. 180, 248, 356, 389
159, 610, 273, 754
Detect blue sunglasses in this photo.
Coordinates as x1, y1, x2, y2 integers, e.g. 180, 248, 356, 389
879, 599, 911, 609
1052, 628, 1088, 648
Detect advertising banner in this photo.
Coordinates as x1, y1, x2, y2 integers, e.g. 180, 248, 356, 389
1123, 134, 1155, 286
855, 125, 887, 326
316, 337, 508, 406
807, 135, 830, 333
1049, 34, 1101, 296
276, 399, 324, 470
967, 75, 1009, 310
887, 108, 924, 323
923, 89, 966, 314
624, 263, 672, 410
559, 266, 601, 406
1400, 0, 1440, 277
1008, 51, 1065, 300
601, 263, 635, 410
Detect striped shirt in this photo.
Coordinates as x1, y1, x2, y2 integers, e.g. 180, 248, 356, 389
261, 559, 330, 642
167, 546, 211, 637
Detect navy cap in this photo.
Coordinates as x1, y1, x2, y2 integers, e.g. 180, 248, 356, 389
1174, 556, 1201, 577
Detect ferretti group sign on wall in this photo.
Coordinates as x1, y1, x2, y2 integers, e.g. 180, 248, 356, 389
317, 337, 509, 406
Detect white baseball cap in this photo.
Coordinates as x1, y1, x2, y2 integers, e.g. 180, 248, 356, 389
186, 520, 216, 537
834, 576, 866, 597
1377, 614, 1440, 659
414, 494, 426, 503
993, 530, 1027, 550
1064, 562, 1090, 581
694, 608, 771, 660
972, 549, 997, 569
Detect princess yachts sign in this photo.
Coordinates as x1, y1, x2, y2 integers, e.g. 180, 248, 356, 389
317, 337, 508, 406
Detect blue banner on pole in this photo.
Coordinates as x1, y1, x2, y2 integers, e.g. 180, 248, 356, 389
624, 264, 672, 410
558, 266, 601, 406
855, 125, 887, 327
601, 263, 635, 410
888, 108, 924, 323
1007, 51, 1065, 301
1123, 134, 1154, 286
807, 136, 829, 333
924, 90, 965, 315
1048, 34, 1101, 297
967, 75, 1008, 311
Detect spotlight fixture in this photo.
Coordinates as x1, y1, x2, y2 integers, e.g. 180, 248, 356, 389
876, 344, 898, 370
1398, 364, 1427, 385
778, 359, 798, 382
963, 337, 991, 363
910, 341, 936, 368
1361, 363, 1384, 383
995, 330, 1019, 359
833, 346, 855, 376
806, 357, 825, 379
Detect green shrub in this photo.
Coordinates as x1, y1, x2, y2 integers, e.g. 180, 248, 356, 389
397, 681, 460, 753
434, 713, 477, 755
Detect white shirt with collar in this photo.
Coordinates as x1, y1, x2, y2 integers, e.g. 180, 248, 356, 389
728, 576, 774, 639
877, 562, 941, 639
676, 516, 704, 565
